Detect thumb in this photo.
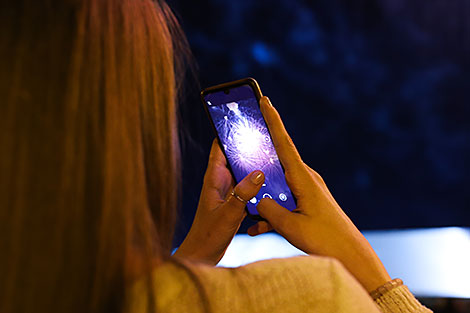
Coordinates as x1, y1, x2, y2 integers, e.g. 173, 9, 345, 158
222, 170, 265, 218
257, 198, 295, 236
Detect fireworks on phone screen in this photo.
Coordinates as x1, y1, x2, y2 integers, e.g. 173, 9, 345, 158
207, 97, 296, 215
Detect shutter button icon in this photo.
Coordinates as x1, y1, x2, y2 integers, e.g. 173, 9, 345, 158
262, 193, 272, 199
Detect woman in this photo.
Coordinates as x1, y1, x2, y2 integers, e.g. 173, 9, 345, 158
0, 0, 431, 312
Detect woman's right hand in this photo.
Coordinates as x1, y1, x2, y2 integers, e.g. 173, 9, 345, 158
249, 96, 391, 293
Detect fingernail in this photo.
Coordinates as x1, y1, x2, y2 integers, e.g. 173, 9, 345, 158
250, 171, 264, 184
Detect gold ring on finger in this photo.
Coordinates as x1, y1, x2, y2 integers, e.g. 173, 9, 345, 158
230, 189, 248, 204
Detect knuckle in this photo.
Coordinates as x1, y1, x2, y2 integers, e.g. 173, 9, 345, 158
284, 136, 303, 161
233, 185, 253, 204
273, 133, 292, 151
282, 133, 294, 149
234, 184, 248, 199
309, 167, 326, 186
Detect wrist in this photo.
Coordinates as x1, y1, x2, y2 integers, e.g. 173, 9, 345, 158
173, 233, 219, 265
326, 230, 391, 292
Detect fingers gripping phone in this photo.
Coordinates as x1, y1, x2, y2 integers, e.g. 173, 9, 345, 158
201, 78, 296, 220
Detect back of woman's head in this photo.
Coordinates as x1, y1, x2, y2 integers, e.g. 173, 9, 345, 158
0, 1, 186, 312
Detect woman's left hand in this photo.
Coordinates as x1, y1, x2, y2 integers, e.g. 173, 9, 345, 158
173, 139, 264, 265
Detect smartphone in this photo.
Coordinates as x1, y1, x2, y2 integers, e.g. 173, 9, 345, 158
201, 78, 296, 220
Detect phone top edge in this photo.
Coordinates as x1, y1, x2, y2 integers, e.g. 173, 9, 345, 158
201, 77, 263, 99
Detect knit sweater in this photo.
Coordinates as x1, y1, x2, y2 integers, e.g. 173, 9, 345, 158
128, 255, 432, 313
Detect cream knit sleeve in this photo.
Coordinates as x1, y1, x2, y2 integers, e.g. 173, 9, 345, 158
128, 255, 432, 313
187, 255, 381, 313
374, 284, 432, 313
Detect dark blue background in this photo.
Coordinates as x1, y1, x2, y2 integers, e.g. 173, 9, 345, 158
169, 0, 470, 247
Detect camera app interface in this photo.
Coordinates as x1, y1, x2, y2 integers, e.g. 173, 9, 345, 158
204, 85, 296, 216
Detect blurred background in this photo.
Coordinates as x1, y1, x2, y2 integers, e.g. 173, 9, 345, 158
169, 0, 469, 240
167, 0, 470, 310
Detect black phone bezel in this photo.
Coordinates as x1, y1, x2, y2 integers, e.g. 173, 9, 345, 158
200, 77, 294, 221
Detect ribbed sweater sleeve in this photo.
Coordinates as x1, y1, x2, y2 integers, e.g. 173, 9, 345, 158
374, 284, 432, 313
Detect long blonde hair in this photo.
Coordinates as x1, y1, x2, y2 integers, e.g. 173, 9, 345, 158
0, 0, 187, 312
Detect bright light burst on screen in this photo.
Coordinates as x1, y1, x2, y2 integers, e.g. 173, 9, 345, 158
207, 95, 296, 214
215, 102, 277, 173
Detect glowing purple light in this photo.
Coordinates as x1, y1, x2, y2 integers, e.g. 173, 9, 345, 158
216, 102, 278, 174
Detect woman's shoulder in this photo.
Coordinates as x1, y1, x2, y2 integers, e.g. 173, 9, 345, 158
127, 255, 380, 313
127, 259, 204, 313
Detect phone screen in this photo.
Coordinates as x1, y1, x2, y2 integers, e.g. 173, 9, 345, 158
203, 84, 296, 216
